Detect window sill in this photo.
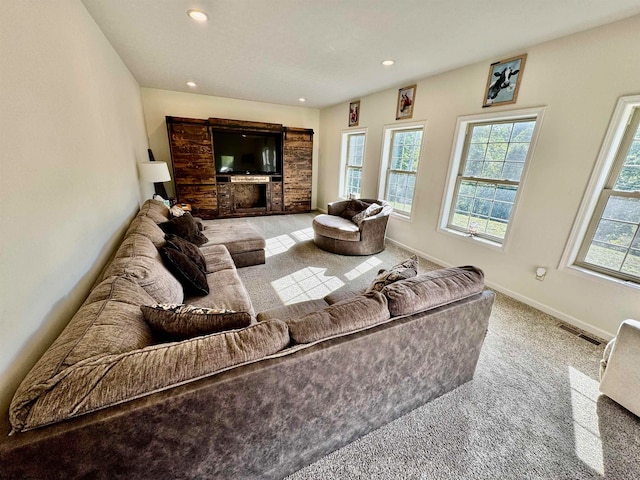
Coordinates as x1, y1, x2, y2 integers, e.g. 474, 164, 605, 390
438, 227, 506, 252
390, 211, 413, 223
564, 265, 640, 291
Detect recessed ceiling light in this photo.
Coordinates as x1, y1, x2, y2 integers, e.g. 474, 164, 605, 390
187, 9, 208, 22
382, 60, 395, 66
186, 81, 197, 88
298, 97, 307, 102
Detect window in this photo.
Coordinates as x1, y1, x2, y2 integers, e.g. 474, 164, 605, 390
340, 131, 365, 198
575, 106, 640, 283
380, 125, 424, 216
441, 108, 544, 245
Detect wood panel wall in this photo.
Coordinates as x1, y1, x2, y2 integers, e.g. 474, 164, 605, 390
283, 127, 313, 213
166, 117, 217, 218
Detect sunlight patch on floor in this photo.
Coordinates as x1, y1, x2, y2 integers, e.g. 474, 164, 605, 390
344, 256, 383, 281
272, 267, 344, 304
265, 234, 296, 258
291, 227, 314, 242
568, 366, 604, 475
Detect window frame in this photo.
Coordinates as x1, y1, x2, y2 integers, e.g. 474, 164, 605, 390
439, 107, 545, 249
561, 95, 640, 286
339, 129, 367, 199
377, 121, 426, 219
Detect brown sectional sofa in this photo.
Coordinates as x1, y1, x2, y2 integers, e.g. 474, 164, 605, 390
0, 199, 495, 480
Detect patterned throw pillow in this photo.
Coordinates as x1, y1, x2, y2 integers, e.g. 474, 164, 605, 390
366, 255, 419, 293
169, 205, 186, 218
351, 203, 383, 226
141, 303, 252, 340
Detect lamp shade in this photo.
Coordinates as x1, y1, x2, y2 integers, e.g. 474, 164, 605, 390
138, 161, 171, 183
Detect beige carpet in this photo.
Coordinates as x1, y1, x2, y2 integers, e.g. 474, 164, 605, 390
216, 213, 640, 479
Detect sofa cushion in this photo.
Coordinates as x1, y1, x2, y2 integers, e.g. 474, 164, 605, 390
159, 247, 209, 296
159, 214, 208, 246
62, 277, 157, 367
382, 266, 485, 317
352, 203, 383, 226
323, 288, 366, 305
200, 244, 236, 274
9, 276, 157, 431
141, 304, 252, 340
138, 199, 170, 224
184, 269, 255, 316
286, 292, 390, 344
164, 234, 207, 273
125, 215, 167, 248
113, 233, 159, 260
312, 214, 361, 242
103, 254, 184, 305
10, 319, 289, 432
366, 255, 419, 293
257, 298, 330, 322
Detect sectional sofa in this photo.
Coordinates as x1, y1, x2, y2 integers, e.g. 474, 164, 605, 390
0, 199, 495, 480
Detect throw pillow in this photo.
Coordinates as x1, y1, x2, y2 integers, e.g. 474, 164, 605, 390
352, 203, 383, 226
382, 266, 485, 317
340, 199, 370, 219
159, 213, 208, 246
169, 205, 186, 218
164, 234, 206, 273
366, 255, 418, 293
159, 246, 209, 296
286, 292, 390, 344
141, 303, 252, 340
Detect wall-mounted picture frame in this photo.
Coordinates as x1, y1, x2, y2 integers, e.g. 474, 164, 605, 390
396, 84, 416, 120
483, 54, 527, 107
349, 100, 360, 127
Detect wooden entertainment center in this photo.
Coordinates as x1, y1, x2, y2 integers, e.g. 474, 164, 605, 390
166, 116, 313, 219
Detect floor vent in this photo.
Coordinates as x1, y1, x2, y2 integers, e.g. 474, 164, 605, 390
558, 324, 581, 335
558, 323, 602, 346
578, 334, 602, 346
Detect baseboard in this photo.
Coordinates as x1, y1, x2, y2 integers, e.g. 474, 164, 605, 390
385, 237, 614, 341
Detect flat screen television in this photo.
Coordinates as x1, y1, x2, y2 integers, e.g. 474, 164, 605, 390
213, 130, 282, 174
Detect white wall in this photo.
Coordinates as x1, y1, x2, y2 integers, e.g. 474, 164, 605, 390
0, 1, 149, 415
140, 88, 321, 208
318, 15, 640, 339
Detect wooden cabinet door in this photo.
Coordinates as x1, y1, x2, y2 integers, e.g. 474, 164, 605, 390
175, 185, 217, 218
283, 127, 313, 213
167, 118, 217, 218
271, 181, 283, 212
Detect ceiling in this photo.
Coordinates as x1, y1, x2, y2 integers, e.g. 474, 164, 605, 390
81, 0, 640, 109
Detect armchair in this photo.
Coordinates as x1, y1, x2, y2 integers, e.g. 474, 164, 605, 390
312, 199, 392, 255
599, 319, 640, 417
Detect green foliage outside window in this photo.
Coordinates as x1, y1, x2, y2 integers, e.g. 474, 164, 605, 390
385, 129, 423, 214
450, 119, 536, 241
580, 113, 640, 280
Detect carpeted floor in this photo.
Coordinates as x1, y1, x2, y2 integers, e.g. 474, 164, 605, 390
214, 213, 640, 479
